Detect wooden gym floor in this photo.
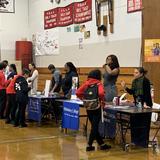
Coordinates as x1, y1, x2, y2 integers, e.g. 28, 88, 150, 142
0, 120, 160, 160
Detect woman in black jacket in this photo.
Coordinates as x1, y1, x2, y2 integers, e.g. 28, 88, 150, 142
62, 62, 78, 97
121, 67, 152, 108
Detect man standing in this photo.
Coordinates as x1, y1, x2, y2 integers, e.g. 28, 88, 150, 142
48, 64, 62, 94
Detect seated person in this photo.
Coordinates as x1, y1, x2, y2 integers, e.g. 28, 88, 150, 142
121, 67, 152, 108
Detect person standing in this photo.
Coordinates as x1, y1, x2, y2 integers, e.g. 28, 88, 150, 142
76, 69, 111, 151
7, 64, 17, 80
3, 60, 10, 79
103, 54, 120, 102
62, 62, 78, 97
28, 63, 39, 95
48, 64, 62, 94
0, 62, 7, 119
14, 69, 31, 127
5, 64, 18, 124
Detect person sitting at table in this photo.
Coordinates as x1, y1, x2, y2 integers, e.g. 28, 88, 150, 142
76, 69, 111, 151
48, 64, 62, 95
62, 62, 78, 98
121, 67, 152, 108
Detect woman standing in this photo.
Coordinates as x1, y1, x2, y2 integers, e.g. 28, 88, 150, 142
28, 63, 39, 95
103, 55, 120, 102
7, 64, 17, 80
5, 64, 18, 123
121, 67, 152, 108
62, 62, 78, 97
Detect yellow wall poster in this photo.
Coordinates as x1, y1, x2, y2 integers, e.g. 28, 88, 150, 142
145, 39, 160, 62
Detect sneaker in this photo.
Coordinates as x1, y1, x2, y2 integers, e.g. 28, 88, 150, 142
100, 144, 111, 150
86, 146, 95, 151
19, 123, 28, 128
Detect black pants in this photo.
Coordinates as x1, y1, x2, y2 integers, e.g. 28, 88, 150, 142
87, 108, 104, 146
0, 89, 6, 118
15, 102, 27, 125
6, 94, 17, 121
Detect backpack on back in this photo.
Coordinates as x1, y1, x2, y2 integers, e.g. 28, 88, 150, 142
83, 83, 100, 110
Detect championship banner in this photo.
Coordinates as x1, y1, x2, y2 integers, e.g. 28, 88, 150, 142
127, 0, 142, 13
62, 101, 79, 130
73, 0, 92, 24
44, 8, 58, 29
57, 4, 73, 27
44, 0, 92, 29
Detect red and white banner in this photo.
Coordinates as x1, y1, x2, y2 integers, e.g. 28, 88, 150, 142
127, 0, 142, 13
57, 4, 73, 27
74, 0, 92, 24
44, 0, 92, 29
44, 8, 58, 29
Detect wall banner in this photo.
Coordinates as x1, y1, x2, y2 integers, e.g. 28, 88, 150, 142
73, 0, 92, 24
127, 0, 142, 13
44, 0, 92, 29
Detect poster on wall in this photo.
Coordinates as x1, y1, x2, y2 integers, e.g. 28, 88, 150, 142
144, 39, 160, 62
127, 0, 142, 13
0, 0, 15, 13
35, 29, 59, 56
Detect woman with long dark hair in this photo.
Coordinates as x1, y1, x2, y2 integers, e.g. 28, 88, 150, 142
5, 64, 18, 123
103, 54, 120, 102
28, 63, 39, 95
121, 67, 152, 108
7, 64, 17, 80
62, 62, 78, 97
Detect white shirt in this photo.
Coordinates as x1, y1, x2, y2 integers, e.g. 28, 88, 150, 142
28, 69, 39, 95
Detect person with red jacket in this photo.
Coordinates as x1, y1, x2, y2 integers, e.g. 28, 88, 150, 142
0, 62, 7, 119
5, 74, 19, 124
76, 69, 111, 151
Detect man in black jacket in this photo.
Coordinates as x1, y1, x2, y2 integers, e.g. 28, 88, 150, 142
14, 69, 31, 127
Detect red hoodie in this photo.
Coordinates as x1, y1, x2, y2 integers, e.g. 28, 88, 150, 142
76, 78, 105, 101
0, 70, 6, 90
6, 75, 20, 94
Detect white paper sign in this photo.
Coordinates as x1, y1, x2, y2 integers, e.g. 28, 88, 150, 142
44, 80, 51, 97
71, 77, 78, 100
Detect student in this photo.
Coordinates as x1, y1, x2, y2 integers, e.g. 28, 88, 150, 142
14, 69, 31, 127
103, 54, 120, 102
0, 62, 6, 119
5, 74, 18, 124
28, 63, 39, 95
76, 69, 111, 151
62, 62, 78, 97
3, 60, 10, 79
7, 64, 17, 80
121, 67, 152, 108
48, 64, 62, 94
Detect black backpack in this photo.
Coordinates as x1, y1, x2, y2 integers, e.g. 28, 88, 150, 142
83, 83, 100, 110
